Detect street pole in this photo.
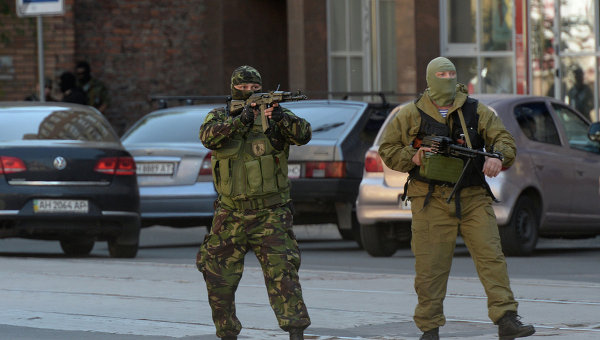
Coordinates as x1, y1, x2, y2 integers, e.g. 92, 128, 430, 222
37, 15, 45, 102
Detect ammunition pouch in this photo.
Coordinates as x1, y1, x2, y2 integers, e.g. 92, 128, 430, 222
419, 153, 464, 184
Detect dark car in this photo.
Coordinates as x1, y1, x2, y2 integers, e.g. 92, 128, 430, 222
281, 99, 393, 242
121, 104, 217, 228
356, 95, 600, 256
0, 102, 140, 258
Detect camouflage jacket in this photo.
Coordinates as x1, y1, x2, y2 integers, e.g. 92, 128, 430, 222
199, 106, 312, 153
82, 77, 109, 110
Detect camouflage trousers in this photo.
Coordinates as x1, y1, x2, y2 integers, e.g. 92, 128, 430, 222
196, 202, 311, 338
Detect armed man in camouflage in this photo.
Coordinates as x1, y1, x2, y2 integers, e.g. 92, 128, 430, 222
196, 65, 311, 340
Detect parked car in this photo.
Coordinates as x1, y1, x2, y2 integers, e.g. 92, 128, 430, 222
0, 102, 140, 257
281, 98, 393, 242
356, 95, 600, 256
121, 104, 217, 228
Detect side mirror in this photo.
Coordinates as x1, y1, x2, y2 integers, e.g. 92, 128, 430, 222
588, 122, 600, 142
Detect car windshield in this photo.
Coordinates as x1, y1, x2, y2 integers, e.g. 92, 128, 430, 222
0, 106, 118, 142
122, 108, 213, 144
282, 102, 364, 140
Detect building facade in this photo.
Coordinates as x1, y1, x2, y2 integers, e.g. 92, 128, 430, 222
1, 0, 598, 134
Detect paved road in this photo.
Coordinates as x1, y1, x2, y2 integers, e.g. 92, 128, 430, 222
1, 225, 599, 339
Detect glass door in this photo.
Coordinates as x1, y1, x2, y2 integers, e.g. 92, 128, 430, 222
530, 0, 598, 121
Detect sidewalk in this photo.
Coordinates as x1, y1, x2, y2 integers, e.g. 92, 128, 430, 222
1, 256, 599, 339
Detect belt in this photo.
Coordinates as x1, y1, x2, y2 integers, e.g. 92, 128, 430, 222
220, 193, 287, 211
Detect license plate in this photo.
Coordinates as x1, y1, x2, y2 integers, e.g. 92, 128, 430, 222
33, 199, 89, 213
136, 162, 175, 175
288, 164, 301, 178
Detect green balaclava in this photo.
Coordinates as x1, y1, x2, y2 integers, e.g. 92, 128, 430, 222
230, 65, 262, 100
426, 57, 457, 106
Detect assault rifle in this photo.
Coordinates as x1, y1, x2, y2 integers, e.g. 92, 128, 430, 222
228, 90, 308, 132
421, 135, 503, 202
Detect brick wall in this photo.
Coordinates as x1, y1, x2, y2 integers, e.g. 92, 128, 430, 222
0, 0, 76, 102
73, 0, 214, 134
1, 0, 291, 135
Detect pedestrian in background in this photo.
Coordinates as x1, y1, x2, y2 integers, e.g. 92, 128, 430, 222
378, 57, 535, 340
59, 71, 87, 105
566, 66, 593, 119
75, 60, 109, 114
196, 65, 312, 340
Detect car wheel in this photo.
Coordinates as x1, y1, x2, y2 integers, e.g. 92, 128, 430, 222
360, 223, 399, 257
499, 195, 539, 256
60, 238, 94, 256
108, 239, 139, 258
337, 211, 363, 248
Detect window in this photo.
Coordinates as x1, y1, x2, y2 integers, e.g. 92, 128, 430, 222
441, 0, 516, 94
327, 0, 399, 99
552, 104, 600, 153
328, 0, 368, 95
514, 102, 560, 145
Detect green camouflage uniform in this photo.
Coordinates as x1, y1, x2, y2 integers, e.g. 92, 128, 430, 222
379, 58, 518, 333
196, 66, 312, 338
82, 77, 109, 111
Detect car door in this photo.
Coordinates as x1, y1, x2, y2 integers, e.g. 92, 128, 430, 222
513, 101, 573, 226
551, 103, 600, 228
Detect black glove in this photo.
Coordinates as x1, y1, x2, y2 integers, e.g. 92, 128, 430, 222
240, 104, 254, 126
270, 105, 285, 122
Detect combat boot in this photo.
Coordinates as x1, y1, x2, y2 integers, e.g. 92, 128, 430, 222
497, 311, 535, 340
289, 327, 304, 340
220, 336, 237, 340
419, 327, 439, 340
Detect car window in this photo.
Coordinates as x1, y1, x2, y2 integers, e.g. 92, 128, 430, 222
282, 103, 364, 140
552, 104, 600, 154
0, 107, 118, 142
513, 102, 561, 145
122, 108, 211, 143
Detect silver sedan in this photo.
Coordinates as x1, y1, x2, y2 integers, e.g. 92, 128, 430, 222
122, 105, 217, 229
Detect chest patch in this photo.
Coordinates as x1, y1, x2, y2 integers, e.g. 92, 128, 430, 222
252, 140, 266, 156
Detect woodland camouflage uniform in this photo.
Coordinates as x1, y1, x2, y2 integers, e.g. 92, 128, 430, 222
196, 65, 311, 339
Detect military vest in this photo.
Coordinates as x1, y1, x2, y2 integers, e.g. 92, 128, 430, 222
409, 97, 486, 188
211, 119, 290, 209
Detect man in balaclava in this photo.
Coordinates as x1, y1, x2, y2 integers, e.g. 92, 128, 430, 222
378, 57, 534, 340
196, 65, 312, 340
75, 60, 109, 114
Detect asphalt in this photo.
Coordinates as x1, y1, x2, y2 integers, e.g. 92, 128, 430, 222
1, 250, 599, 340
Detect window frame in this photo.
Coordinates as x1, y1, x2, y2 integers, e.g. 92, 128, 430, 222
440, 0, 517, 94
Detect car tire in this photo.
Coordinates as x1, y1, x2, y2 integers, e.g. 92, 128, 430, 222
360, 223, 398, 257
337, 211, 363, 248
60, 238, 94, 256
108, 239, 139, 258
499, 195, 539, 256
